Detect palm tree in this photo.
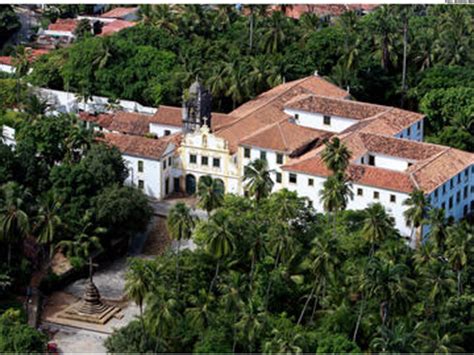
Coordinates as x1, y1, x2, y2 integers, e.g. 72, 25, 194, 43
57, 213, 105, 280
139, 5, 179, 33
204, 211, 235, 292
167, 202, 195, 284
0, 182, 30, 267
403, 189, 430, 246
261, 11, 288, 54
321, 137, 352, 175
235, 297, 267, 352
425, 208, 447, 251
369, 6, 398, 72
186, 288, 215, 329
197, 176, 224, 217
145, 290, 180, 352
125, 258, 153, 338
445, 222, 472, 296
65, 122, 94, 162
362, 203, 396, 255
34, 192, 63, 259
12, 46, 30, 104
319, 173, 353, 237
243, 158, 274, 202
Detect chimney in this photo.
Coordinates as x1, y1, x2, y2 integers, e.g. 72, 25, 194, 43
346, 86, 350, 93
314, 70, 318, 76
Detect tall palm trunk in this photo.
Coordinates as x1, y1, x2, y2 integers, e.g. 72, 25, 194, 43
265, 246, 281, 306
297, 283, 316, 325
352, 299, 364, 342
249, 10, 254, 51
401, 14, 408, 107
209, 259, 220, 293
457, 270, 462, 296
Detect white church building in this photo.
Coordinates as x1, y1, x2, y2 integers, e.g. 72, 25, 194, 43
26, 73, 474, 243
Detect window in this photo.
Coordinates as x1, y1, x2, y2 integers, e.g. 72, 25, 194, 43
168, 156, 172, 166
457, 174, 461, 184
276, 172, 282, 183
361, 157, 365, 164
213, 158, 220, 168
260, 150, 267, 161
441, 202, 446, 210
443, 184, 446, 195
464, 186, 468, 199
164, 130, 171, 136
190, 154, 197, 164
407, 127, 411, 136
201, 156, 208, 166
373, 191, 380, 199
368, 155, 375, 166
276, 153, 283, 165
464, 205, 468, 216
417, 121, 421, 130
434, 189, 438, 199
456, 191, 461, 204
390, 194, 396, 203
308, 178, 314, 186
323, 115, 331, 125
449, 197, 453, 209
450, 178, 454, 189
138, 180, 144, 189
244, 148, 251, 158
357, 188, 363, 196
289, 173, 297, 184
138, 160, 144, 173
163, 160, 167, 169
294, 113, 299, 120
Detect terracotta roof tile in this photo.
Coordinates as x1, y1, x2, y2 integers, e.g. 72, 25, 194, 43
48, 19, 78, 32
102, 132, 174, 160
240, 119, 331, 154
99, 20, 136, 36
78, 112, 114, 128
150, 105, 233, 131
285, 94, 388, 120
100, 7, 138, 19
107, 111, 153, 135
0, 48, 50, 67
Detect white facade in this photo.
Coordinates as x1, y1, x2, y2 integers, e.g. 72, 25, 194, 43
149, 123, 181, 138
284, 108, 359, 133
0, 64, 15, 74
355, 153, 414, 172
1, 125, 16, 147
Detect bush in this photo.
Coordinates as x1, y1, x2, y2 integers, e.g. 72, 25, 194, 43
0, 309, 47, 353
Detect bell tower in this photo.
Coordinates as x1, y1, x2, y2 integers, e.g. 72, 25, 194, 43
182, 78, 212, 133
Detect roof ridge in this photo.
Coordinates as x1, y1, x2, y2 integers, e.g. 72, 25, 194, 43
239, 117, 288, 143
278, 121, 289, 151
409, 146, 451, 175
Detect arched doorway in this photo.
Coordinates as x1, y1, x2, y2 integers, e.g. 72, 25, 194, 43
215, 178, 225, 193
185, 174, 196, 195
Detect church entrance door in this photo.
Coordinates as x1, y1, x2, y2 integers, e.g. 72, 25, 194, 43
185, 174, 196, 195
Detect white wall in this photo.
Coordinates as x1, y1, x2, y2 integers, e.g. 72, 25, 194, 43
395, 119, 424, 142
149, 123, 181, 138
0, 64, 15, 74
42, 30, 75, 38
428, 165, 474, 222
123, 154, 162, 199
1, 125, 16, 147
284, 108, 359, 133
356, 153, 413, 172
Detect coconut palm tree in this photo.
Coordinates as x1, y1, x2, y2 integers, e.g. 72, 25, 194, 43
321, 137, 352, 175
261, 11, 288, 54
167, 202, 195, 284
57, 212, 105, 280
425, 207, 447, 252
204, 211, 235, 292
445, 222, 472, 296
125, 258, 153, 337
197, 175, 224, 217
403, 189, 430, 246
235, 297, 267, 353
34, 192, 63, 259
0, 182, 30, 267
319, 173, 353, 237
186, 288, 215, 329
362, 203, 396, 255
243, 158, 274, 202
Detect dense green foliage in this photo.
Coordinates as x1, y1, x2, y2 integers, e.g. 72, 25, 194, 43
108, 190, 474, 353
0, 6, 20, 50
28, 5, 474, 151
0, 309, 47, 352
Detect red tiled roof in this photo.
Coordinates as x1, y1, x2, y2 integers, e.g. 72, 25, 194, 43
0, 48, 50, 67
216, 75, 350, 153
78, 112, 114, 128
272, 4, 379, 19
99, 20, 136, 36
102, 132, 175, 160
48, 19, 78, 32
150, 105, 234, 131
0, 56, 12, 66
107, 111, 153, 136
240, 119, 331, 155
100, 7, 138, 19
